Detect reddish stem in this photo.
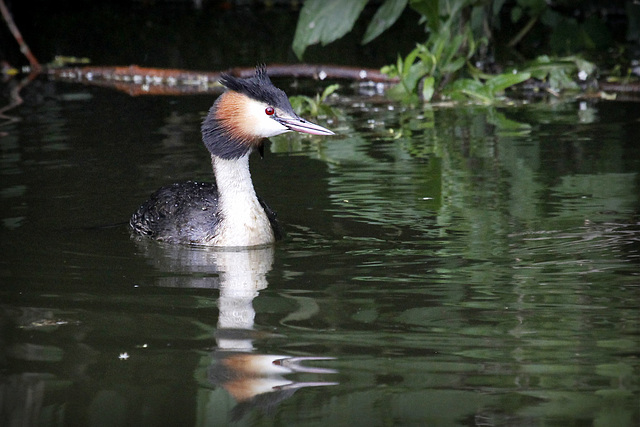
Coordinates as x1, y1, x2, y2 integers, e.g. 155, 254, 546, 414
0, 0, 40, 71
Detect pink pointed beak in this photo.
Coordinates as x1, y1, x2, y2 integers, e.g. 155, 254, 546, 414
276, 116, 335, 136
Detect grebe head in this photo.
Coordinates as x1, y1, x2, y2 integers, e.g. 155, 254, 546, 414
202, 66, 334, 160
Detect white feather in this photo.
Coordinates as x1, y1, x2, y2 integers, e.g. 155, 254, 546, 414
243, 97, 291, 137
211, 153, 275, 247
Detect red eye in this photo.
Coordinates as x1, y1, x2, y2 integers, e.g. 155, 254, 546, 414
265, 107, 275, 116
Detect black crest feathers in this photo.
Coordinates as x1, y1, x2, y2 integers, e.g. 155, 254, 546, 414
219, 65, 289, 108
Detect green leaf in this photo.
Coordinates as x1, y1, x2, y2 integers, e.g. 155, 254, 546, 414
320, 84, 340, 101
387, 79, 420, 103
517, 0, 546, 15
403, 45, 421, 72
487, 109, 532, 135
511, 6, 522, 22
289, 95, 313, 116
492, 0, 508, 17
405, 61, 430, 92
573, 57, 596, 76
292, 0, 368, 59
447, 78, 496, 103
362, 0, 408, 44
380, 64, 397, 77
548, 67, 578, 90
441, 32, 464, 67
447, 78, 484, 98
421, 76, 435, 101
409, 0, 440, 31
441, 56, 465, 74
485, 71, 531, 94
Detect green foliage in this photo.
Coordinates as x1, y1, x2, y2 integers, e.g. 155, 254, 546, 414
511, 0, 546, 22
445, 72, 532, 103
290, 84, 341, 118
292, 0, 368, 60
380, 0, 531, 103
408, 0, 440, 31
380, 1, 476, 102
294, 0, 414, 59
294, 0, 534, 103
362, 0, 408, 44
291, 0, 612, 103
518, 55, 596, 92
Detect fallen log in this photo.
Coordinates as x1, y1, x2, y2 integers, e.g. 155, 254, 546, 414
44, 64, 398, 96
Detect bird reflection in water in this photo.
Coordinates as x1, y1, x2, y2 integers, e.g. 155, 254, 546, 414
135, 241, 338, 420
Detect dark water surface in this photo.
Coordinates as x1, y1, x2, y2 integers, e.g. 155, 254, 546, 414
1, 79, 639, 426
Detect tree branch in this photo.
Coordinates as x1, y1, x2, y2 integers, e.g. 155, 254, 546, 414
507, 15, 538, 48
0, 0, 40, 71
45, 64, 398, 96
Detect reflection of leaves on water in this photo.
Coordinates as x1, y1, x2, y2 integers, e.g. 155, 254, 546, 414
508, 221, 640, 278
547, 173, 637, 221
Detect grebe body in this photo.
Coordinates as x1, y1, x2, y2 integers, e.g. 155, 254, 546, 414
130, 66, 333, 247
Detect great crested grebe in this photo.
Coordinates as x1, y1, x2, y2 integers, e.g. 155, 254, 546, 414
130, 66, 334, 247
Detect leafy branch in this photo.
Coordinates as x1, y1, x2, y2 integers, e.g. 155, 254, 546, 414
292, 0, 610, 103
290, 84, 341, 118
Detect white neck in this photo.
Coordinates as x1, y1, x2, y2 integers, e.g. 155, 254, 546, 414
211, 153, 275, 247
